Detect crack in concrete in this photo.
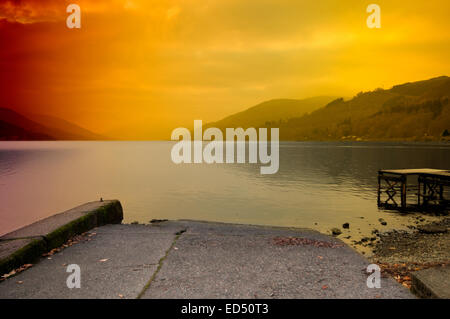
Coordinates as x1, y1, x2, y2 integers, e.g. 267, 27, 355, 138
136, 229, 187, 299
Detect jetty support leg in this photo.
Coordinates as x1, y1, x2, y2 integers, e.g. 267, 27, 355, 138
401, 175, 407, 208
377, 173, 381, 206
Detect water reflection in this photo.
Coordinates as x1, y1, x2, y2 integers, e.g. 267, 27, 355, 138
230, 142, 450, 192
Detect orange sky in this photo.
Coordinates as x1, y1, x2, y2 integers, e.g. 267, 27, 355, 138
1, 0, 450, 139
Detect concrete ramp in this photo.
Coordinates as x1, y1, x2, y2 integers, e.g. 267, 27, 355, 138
0, 220, 413, 299
140, 221, 413, 299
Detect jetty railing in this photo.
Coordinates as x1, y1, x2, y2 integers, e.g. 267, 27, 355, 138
378, 168, 450, 211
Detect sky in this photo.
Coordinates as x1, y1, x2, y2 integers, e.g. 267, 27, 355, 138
1, 0, 450, 139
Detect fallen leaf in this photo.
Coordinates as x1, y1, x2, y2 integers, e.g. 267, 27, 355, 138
99, 258, 109, 262
17, 281, 23, 284
322, 285, 328, 290
118, 294, 124, 298
273, 237, 342, 248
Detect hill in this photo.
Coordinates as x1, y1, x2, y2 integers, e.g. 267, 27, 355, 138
0, 120, 53, 140
209, 76, 450, 141
277, 76, 450, 141
207, 96, 336, 130
0, 108, 104, 140
25, 113, 104, 140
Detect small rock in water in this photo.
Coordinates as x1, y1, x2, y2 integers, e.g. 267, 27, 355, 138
378, 218, 387, 226
150, 219, 168, 223
331, 228, 342, 236
342, 222, 350, 229
417, 225, 447, 234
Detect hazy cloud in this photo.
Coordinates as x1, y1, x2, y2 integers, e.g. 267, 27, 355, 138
0, 0, 140, 23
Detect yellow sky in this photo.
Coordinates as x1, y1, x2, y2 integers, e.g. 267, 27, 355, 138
2, 0, 450, 139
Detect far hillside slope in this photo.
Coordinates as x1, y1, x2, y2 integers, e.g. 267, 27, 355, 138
26, 113, 105, 140
0, 108, 104, 140
0, 120, 53, 140
277, 76, 450, 141
208, 96, 336, 129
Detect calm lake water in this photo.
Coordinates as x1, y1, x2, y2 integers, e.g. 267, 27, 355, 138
1, 141, 449, 250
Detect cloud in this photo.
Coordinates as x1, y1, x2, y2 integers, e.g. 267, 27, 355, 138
0, 0, 65, 23
0, 0, 139, 24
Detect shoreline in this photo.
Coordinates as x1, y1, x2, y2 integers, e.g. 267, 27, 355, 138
368, 216, 449, 290
0, 210, 413, 299
1, 201, 448, 298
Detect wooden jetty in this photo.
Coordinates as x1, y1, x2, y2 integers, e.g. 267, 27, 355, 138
378, 168, 450, 210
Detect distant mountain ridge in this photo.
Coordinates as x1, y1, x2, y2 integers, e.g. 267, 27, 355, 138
0, 108, 104, 140
210, 76, 450, 141
1, 76, 449, 141
276, 76, 450, 141
0, 119, 52, 140
25, 113, 104, 140
207, 96, 336, 130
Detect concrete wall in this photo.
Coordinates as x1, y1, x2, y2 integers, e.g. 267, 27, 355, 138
0, 200, 123, 275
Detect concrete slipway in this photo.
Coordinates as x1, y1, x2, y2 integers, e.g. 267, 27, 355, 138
0, 201, 416, 299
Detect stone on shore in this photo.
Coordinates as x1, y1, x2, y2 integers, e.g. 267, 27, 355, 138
331, 228, 342, 236
417, 225, 447, 234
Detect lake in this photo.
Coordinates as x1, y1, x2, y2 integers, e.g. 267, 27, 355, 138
1, 141, 449, 252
